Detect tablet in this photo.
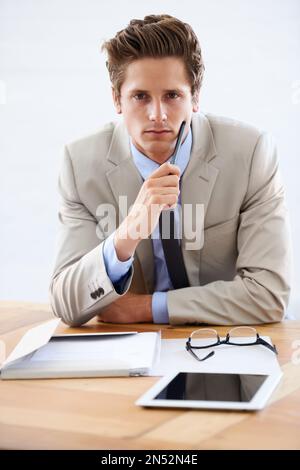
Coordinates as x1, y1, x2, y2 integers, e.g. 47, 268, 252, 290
136, 371, 282, 411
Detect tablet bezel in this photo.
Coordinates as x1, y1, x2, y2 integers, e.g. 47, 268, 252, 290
136, 371, 282, 411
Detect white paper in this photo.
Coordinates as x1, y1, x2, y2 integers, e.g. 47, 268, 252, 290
2, 319, 60, 367
29, 331, 158, 370
52, 331, 138, 338
150, 336, 281, 376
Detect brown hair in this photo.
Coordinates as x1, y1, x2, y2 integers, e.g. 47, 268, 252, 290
101, 14, 205, 103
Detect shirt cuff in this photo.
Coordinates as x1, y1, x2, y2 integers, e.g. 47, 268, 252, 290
102, 231, 134, 284
152, 292, 169, 324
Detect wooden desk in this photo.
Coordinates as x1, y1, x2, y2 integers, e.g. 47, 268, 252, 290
0, 301, 300, 450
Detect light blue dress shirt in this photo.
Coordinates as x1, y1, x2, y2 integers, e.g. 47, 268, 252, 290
103, 127, 192, 323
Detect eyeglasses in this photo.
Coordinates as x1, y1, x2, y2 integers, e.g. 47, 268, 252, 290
186, 326, 278, 362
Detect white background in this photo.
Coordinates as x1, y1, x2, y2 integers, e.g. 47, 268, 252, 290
1, 0, 299, 318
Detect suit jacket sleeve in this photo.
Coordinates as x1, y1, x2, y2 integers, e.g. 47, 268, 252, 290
167, 132, 292, 325
49, 146, 134, 326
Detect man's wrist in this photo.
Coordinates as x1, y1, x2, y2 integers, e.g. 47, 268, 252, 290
114, 223, 140, 261
140, 294, 153, 322
132, 294, 153, 323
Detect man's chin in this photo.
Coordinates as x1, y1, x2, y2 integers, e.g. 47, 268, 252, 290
141, 141, 174, 158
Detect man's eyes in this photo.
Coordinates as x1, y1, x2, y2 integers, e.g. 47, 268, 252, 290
166, 92, 179, 99
133, 92, 180, 101
133, 93, 148, 100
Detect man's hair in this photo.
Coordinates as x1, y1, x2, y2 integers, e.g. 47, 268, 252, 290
101, 14, 205, 103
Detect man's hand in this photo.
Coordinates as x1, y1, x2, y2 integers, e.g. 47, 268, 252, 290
114, 162, 180, 261
97, 292, 153, 324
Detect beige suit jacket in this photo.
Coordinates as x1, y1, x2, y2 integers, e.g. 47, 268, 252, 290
49, 113, 291, 326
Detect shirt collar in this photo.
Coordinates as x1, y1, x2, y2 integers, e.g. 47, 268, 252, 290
130, 126, 192, 181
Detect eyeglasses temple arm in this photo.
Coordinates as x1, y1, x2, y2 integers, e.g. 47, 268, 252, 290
258, 337, 278, 355
186, 342, 215, 361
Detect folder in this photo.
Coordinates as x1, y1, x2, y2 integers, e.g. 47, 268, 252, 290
0, 319, 161, 380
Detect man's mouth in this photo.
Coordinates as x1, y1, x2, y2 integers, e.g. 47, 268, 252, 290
144, 130, 172, 134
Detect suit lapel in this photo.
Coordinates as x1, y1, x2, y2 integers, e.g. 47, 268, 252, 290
105, 121, 155, 293
181, 114, 220, 286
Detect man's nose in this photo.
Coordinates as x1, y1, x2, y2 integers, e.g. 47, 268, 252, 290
148, 100, 167, 122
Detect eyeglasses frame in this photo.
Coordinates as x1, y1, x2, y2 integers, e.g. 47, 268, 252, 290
185, 327, 278, 362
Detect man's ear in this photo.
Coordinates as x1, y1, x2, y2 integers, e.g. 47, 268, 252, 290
192, 92, 199, 113
112, 87, 122, 114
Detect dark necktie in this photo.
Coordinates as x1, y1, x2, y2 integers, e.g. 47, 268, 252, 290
159, 208, 189, 289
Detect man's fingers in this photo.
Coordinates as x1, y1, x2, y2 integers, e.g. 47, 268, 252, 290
147, 174, 179, 188
149, 193, 178, 208
148, 186, 179, 195
150, 162, 180, 179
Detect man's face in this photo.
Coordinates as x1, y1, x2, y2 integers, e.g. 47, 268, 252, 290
112, 57, 199, 164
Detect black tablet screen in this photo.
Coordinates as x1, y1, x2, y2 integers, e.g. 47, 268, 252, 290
154, 372, 268, 402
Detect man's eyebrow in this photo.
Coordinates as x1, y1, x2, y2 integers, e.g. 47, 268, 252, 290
128, 88, 184, 94
129, 89, 148, 94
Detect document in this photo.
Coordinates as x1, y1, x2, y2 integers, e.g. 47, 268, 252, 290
0, 319, 161, 379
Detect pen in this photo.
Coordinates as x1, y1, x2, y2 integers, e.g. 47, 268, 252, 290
170, 120, 186, 166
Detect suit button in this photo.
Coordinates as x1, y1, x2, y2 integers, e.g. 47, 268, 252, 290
90, 292, 97, 299
97, 287, 104, 297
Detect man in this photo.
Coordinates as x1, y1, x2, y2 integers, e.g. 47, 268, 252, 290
49, 14, 291, 327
